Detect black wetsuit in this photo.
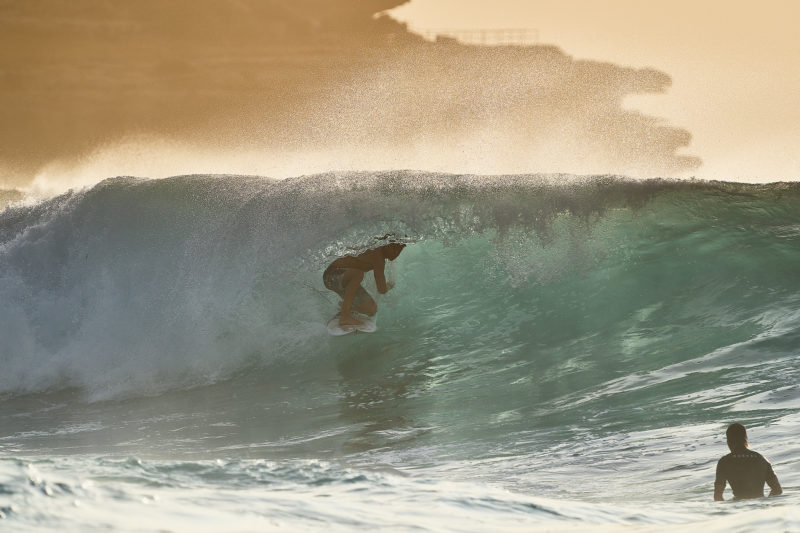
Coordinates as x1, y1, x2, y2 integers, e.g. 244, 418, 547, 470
714, 448, 780, 499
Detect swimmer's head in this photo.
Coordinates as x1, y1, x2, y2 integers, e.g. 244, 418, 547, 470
726, 423, 748, 450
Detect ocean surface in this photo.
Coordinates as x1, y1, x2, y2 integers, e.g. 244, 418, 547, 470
1, 171, 798, 531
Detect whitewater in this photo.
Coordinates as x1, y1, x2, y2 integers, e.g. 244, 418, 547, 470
1, 171, 798, 531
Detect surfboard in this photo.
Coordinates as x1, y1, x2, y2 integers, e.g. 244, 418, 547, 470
326, 314, 377, 336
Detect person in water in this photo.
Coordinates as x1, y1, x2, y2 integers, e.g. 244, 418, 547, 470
323, 242, 405, 326
714, 423, 782, 501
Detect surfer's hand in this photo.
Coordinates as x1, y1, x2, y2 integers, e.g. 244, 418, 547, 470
385, 282, 394, 292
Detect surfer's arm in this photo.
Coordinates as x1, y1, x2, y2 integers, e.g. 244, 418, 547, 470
713, 461, 726, 501
374, 261, 390, 293
766, 464, 782, 497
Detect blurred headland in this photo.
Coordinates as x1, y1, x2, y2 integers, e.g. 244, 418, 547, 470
0, 0, 699, 189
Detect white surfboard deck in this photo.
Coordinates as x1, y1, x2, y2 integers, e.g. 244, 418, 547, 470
326, 314, 377, 336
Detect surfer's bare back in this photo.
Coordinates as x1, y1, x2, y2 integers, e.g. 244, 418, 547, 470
714, 423, 782, 501
323, 242, 405, 326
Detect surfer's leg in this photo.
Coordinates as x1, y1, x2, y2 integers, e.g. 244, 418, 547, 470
352, 289, 377, 316
339, 269, 366, 326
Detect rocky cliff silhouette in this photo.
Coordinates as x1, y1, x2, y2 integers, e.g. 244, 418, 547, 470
0, 0, 699, 186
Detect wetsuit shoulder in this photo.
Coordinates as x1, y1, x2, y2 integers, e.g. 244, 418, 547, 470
717, 452, 734, 467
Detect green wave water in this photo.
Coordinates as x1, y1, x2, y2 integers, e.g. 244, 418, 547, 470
1, 172, 798, 531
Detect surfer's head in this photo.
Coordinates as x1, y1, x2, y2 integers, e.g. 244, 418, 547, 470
725, 423, 748, 451
381, 243, 405, 261
374, 234, 407, 260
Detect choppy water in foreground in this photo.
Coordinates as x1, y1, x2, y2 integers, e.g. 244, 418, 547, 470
1, 172, 799, 531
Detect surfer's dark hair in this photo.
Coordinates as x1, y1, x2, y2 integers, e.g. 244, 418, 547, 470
726, 423, 748, 448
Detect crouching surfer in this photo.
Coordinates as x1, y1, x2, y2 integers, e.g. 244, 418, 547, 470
714, 423, 782, 501
323, 241, 405, 327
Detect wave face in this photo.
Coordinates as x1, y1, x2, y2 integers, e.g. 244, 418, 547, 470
2, 172, 800, 531
2, 172, 800, 435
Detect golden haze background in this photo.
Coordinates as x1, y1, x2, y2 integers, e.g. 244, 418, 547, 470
1, 0, 706, 191
393, 0, 800, 182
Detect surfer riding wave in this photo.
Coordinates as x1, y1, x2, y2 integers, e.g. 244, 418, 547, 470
323, 239, 405, 327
